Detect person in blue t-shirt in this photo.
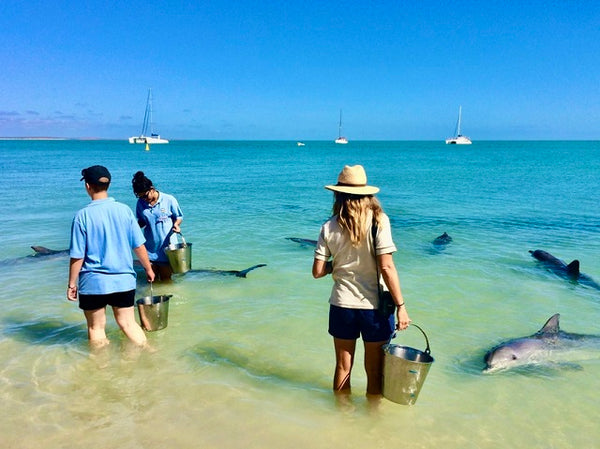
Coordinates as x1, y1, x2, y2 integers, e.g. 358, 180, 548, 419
131, 171, 183, 281
68, 165, 155, 349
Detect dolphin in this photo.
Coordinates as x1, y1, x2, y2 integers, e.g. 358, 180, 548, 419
529, 249, 600, 290
185, 264, 267, 278
134, 261, 266, 278
30, 246, 69, 257
189, 343, 328, 391
483, 313, 600, 373
0, 246, 70, 267
432, 232, 452, 246
286, 237, 317, 248
426, 232, 452, 254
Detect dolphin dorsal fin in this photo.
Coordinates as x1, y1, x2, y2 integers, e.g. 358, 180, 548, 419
566, 260, 580, 276
539, 313, 560, 334
31, 246, 51, 255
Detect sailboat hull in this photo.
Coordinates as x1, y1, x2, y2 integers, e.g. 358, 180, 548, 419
129, 136, 169, 144
445, 136, 471, 145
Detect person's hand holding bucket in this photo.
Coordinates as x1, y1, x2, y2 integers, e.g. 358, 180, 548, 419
396, 305, 411, 331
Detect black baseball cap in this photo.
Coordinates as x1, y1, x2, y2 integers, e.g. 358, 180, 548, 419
80, 165, 111, 185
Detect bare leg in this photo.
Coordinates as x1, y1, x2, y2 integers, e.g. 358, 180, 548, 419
83, 307, 110, 348
333, 337, 356, 393
112, 306, 147, 346
364, 340, 387, 396
152, 263, 173, 282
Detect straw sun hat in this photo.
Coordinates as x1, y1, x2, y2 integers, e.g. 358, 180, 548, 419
325, 165, 380, 195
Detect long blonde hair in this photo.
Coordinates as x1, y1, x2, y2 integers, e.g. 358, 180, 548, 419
333, 193, 383, 246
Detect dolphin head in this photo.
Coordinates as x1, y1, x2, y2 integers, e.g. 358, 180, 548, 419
483, 314, 562, 373
484, 340, 530, 372
484, 338, 547, 372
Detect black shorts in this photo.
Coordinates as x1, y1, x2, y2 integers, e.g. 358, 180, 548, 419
79, 290, 136, 311
328, 304, 395, 342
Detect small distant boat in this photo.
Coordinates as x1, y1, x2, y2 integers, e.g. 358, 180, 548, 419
297, 141, 305, 146
129, 89, 169, 144
334, 109, 348, 144
445, 106, 471, 145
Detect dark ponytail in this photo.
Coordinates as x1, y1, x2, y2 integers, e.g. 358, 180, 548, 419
132, 171, 153, 195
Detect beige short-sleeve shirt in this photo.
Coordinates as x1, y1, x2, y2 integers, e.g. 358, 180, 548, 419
314, 212, 397, 309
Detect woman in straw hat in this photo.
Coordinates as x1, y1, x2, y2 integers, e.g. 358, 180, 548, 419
312, 165, 410, 396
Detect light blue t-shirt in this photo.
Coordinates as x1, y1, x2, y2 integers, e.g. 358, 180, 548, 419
70, 197, 146, 295
136, 192, 183, 263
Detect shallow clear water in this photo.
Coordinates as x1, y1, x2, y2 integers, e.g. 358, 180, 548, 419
1, 140, 600, 448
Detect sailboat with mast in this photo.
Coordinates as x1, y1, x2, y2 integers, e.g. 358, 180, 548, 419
445, 106, 471, 145
334, 109, 348, 144
129, 89, 169, 144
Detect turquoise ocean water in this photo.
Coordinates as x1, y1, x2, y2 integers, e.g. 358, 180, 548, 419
1, 140, 599, 448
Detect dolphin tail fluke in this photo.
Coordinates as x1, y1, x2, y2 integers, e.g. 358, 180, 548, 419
235, 264, 267, 278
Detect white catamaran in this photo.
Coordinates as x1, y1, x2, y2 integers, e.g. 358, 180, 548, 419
334, 109, 348, 144
445, 106, 471, 145
129, 89, 169, 144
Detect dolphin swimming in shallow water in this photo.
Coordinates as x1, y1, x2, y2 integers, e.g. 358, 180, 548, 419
30, 246, 69, 257
134, 261, 266, 278
426, 232, 452, 255
529, 249, 600, 290
185, 264, 267, 278
483, 313, 600, 373
286, 237, 317, 248
432, 232, 452, 246
0, 246, 69, 267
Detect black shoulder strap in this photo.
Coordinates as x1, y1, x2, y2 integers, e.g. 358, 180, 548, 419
372, 219, 383, 296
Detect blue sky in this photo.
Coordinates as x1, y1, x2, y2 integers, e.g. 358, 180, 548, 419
1, 1, 599, 140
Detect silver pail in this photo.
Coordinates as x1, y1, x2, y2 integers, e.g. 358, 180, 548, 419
382, 324, 434, 405
165, 233, 192, 274
136, 295, 171, 331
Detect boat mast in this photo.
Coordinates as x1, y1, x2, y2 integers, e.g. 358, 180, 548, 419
148, 89, 155, 136
338, 109, 343, 138
140, 89, 151, 136
456, 106, 462, 136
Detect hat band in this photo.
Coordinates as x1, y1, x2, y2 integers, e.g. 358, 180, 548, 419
337, 182, 367, 187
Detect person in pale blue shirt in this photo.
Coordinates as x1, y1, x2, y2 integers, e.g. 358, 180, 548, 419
68, 165, 155, 349
132, 171, 183, 281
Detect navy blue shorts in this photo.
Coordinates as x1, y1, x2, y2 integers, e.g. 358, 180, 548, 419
79, 290, 136, 311
328, 304, 394, 342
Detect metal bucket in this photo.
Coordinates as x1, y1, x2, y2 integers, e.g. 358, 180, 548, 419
164, 233, 192, 274
136, 295, 171, 331
382, 324, 434, 405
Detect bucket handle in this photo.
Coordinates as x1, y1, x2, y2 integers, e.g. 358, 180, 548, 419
168, 230, 187, 246
391, 323, 431, 355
